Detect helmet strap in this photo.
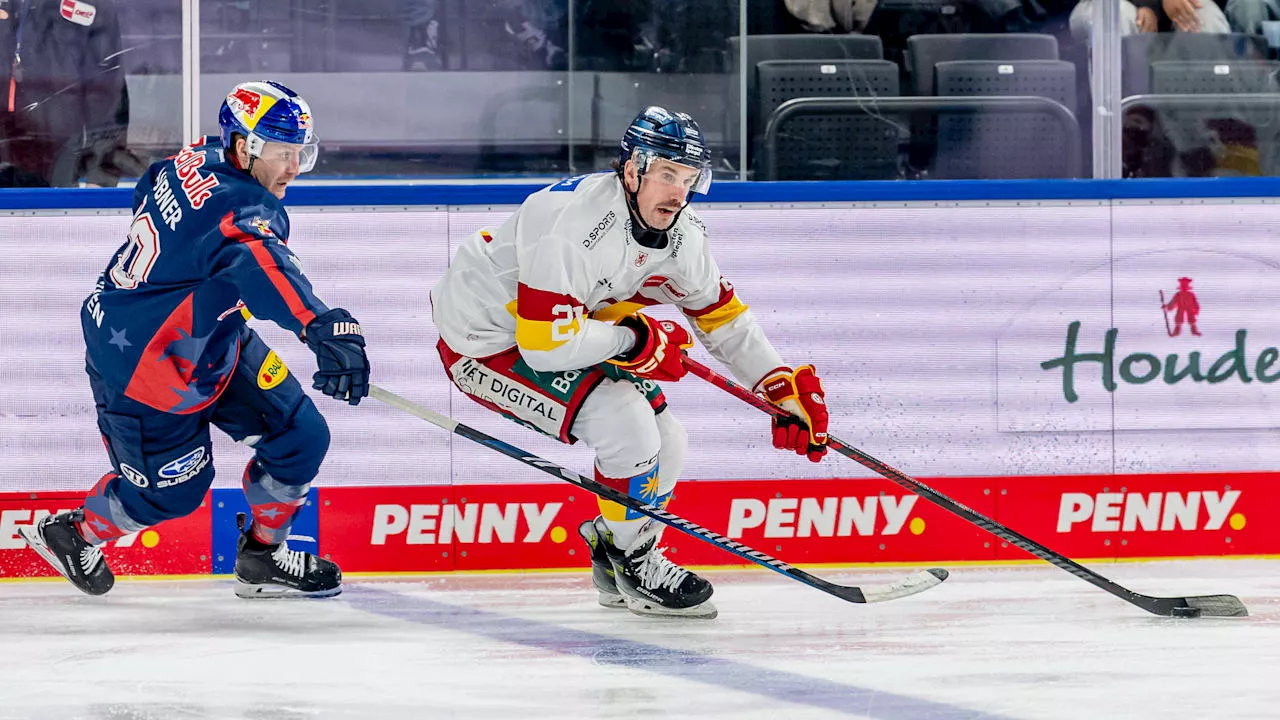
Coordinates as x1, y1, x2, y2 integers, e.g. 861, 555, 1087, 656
621, 171, 686, 248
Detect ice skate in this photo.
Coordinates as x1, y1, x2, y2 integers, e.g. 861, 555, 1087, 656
578, 517, 627, 608
19, 509, 115, 596
233, 514, 341, 599
606, 520, 716, 619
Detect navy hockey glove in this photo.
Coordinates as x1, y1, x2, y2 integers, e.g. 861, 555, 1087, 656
304, 308, 370, 405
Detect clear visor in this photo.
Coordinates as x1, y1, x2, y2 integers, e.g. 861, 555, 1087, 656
251, 136, 319, 174
636, 150, 712, 195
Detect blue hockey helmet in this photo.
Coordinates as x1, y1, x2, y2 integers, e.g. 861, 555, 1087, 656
218, 81, 318, 173
619, 106, 712, 194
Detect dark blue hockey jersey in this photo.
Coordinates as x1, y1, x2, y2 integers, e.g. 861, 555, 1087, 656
82, 137, 329, 414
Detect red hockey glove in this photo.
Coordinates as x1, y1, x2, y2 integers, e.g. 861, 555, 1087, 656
608, 314, 694, 382
756, 365, 828, 462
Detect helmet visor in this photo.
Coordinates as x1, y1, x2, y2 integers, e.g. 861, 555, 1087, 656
254, 136, 319, 174
635, 150, 712, 195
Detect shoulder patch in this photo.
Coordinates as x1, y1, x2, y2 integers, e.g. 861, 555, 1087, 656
257, 350, 289, 390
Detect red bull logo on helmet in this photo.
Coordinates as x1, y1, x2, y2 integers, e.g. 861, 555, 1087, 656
229, 88, 262, 119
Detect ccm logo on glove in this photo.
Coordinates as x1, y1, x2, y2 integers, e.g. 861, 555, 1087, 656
607, 313, 694, 383
756, 365, 828, 462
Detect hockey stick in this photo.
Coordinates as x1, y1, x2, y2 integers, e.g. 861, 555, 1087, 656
369, 384, 947, 605
683, 358, 1249, 618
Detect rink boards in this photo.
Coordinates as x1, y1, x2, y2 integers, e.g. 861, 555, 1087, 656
1, 470, 1278, 577
3, 179, 1280, 577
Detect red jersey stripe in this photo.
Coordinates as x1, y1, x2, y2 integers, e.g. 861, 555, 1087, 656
219, 212, 316, 327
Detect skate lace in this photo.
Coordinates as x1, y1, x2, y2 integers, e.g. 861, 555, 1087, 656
79, 545, 104, 574
633, 547, 689, 593
272, 544, 307, 577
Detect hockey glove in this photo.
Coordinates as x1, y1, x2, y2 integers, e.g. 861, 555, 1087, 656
607, 313, 694, 383
303, 308, 370, 405
756, 365, 828, 462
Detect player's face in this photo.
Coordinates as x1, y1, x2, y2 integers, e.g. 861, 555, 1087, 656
626, 158, 700, 230
250, 142, 305, 199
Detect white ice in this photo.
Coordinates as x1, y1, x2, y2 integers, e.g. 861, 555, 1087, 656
0, 559, 1276, 719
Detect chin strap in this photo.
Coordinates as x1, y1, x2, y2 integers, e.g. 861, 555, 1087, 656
620, 173, 689, 247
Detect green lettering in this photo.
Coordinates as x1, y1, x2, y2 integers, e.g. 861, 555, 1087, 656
1164, 352, 1205, 384
1120, 353, 1161, 384
1041, 322, 1117, 403
1258, 347, 1280, 383
1207, 330, 1253, 384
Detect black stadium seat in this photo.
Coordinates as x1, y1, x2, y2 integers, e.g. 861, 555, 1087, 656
1150, 60, 1280, 94
1121, 32, 1268, 98
755, 59, 901, 180
933, 60, 1079, 179
907, 33, 1059, 97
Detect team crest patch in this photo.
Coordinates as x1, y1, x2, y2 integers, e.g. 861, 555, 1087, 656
60, 0, 95, 25
250, 217, 273, 236
258, 350, 289, 390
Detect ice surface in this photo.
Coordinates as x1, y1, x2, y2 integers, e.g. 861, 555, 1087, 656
0, 559, 1276, 719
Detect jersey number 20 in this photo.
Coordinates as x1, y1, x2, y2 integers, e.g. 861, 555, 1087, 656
110, 213, 161, 290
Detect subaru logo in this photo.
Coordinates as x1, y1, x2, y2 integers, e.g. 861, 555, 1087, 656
159, 447, 206, 479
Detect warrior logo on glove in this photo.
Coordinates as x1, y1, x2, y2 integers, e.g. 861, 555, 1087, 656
756, 365, 828, 462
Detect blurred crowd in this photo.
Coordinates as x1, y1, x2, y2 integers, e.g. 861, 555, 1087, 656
2, 0, 1278, 186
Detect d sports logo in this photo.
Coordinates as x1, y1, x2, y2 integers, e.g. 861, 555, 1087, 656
257, 350, 289, 390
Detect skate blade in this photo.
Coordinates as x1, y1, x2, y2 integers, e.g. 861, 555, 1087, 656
597, 590, 627, 609
17, 526, 71, 582
624, 597, 718, 620
234, 581, 342, 599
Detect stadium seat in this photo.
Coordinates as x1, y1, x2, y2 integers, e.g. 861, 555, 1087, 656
906, 33, 1059, 97
1150, 60, 1280, 94
1121, 32, 1268, 98
755, 59, 901, 180
932, 60, 1079, 179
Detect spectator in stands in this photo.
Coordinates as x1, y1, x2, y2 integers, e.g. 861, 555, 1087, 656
403, 0, 442, 71
1070, 0, 1159, 40
1071, 0, 1279, 38
1123, 106, 1177, 177
784, 0, 880, 33
1217, 0, 1279, 35
0, 0, 141, 187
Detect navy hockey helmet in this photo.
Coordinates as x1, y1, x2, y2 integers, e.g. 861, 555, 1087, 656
218, 81, 318, 173
619, 106, 712, 194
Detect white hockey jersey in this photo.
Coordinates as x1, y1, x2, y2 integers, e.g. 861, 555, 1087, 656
430, 172, 785, 389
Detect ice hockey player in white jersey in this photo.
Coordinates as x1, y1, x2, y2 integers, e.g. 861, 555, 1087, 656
429, 106, 830, 619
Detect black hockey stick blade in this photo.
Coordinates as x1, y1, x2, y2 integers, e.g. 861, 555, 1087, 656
684, 358, 1248, 618
370, 385, 947, 606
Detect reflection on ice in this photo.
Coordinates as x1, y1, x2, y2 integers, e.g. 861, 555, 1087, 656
0, 560, 1275, 720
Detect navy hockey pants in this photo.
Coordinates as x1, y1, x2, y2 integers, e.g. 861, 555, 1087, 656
80, 330, 329, 546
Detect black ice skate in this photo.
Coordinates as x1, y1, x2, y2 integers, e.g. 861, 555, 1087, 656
606, 520, 716, 619
19, 509, 115, 596
233, 514, 341, 599
577, 517, 626, 608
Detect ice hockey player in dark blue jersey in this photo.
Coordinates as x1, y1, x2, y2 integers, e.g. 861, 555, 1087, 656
19, 81, 370, 599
